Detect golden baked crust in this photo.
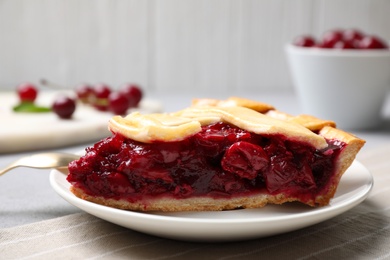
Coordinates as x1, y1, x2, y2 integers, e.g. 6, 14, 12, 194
70, 97, 365, 211
266, 110, 336, 131
192, 96, 275, 113
71, 186, 306, 211
316, 126, 366, 203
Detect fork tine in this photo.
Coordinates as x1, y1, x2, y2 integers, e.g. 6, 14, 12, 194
0, 152, 79, 177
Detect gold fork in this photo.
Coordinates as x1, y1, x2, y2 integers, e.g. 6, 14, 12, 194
0, 153, 80, 176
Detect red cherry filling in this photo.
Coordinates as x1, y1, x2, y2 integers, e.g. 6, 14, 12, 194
221, 141, 269, 180
68, 122, 345, 205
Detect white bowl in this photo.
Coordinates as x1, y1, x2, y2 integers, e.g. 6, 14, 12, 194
285, 44, 390, 130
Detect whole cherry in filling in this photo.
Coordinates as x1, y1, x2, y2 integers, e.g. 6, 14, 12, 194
67, 122, 344, 203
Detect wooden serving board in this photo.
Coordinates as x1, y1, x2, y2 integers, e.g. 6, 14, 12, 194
0, 91, 163, 153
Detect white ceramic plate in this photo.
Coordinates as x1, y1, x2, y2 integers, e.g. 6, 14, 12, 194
50, 160, 373, 242
0, 91, 162, 153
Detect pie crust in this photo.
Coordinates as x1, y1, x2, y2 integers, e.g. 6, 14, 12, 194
67, 97, 365, 211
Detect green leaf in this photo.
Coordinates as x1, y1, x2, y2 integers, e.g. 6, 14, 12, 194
13, 102, 52, 113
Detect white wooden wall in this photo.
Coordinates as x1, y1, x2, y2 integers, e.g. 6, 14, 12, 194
0, 0, 389, 93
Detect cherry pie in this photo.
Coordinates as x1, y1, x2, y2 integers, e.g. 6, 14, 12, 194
67, 97, 365, 211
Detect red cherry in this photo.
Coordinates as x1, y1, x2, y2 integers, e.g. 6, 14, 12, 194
358, 35, 388, 49
108, 92, 130, 115
320, 29, 343, 48
120, 83, 143, 108
343, 29, 364, 42
293, 35, 316, 47
52, 96, 76, 119
75, 83, 93, 103
333, 40, 355, 49
342, 29, 365, 48
93, 83, 111, 111
17, 83, 38, 103
93, 83, 111, 98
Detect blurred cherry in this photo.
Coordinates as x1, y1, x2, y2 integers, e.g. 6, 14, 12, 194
320, 29, 343, 48
93, 83, 112, 111
52, 96, 76, 119
17, 83, 38, 103
120, 83, 143, 107
293, 35, 316, 47
108, 92, 130, 115
359, 35, 388, 49
75, 83, 93, 104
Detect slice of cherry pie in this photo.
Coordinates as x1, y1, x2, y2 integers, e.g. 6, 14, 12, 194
67, 97, 365, 211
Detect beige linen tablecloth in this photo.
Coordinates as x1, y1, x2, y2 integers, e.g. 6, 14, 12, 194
1, 145, 390, 260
